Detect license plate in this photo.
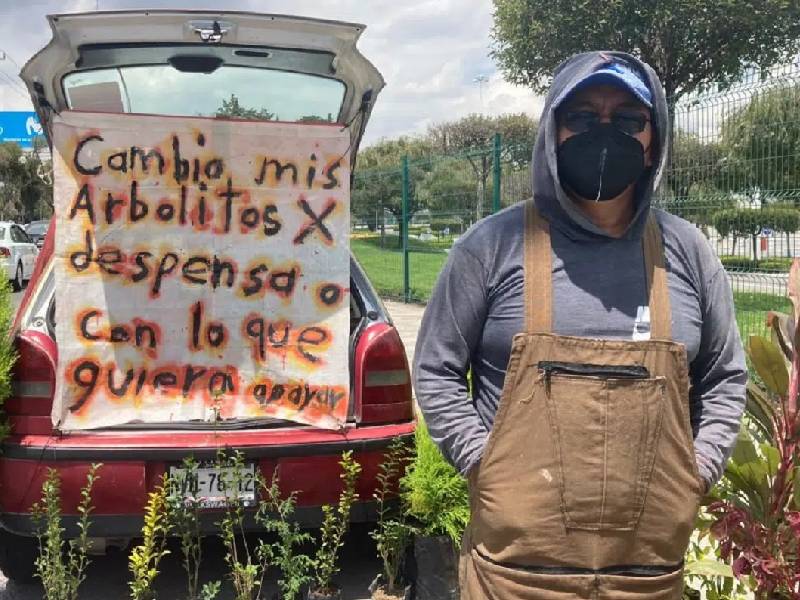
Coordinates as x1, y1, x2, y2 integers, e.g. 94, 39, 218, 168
168, 462, 257, 508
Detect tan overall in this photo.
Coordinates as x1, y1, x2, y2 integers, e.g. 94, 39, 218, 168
459, 203, 703, 599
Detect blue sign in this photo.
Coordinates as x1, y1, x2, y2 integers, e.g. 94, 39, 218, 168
0, 111, 43, 150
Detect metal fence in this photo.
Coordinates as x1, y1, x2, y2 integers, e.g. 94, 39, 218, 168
350, 136, 535, 303
351, 63, 800, 341
657, 62, 800, 339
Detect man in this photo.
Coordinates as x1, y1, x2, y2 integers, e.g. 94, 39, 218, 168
412, 51, 746, 599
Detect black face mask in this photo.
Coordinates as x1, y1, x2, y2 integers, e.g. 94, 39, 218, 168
557, 124, 646, 201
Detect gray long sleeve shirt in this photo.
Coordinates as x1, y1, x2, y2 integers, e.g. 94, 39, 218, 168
412, 203, 747, 488
412, 51, 747, 489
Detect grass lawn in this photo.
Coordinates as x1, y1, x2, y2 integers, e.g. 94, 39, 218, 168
352, 239, 792, 340
733, 291, 792, 341
351, 238, 447, 302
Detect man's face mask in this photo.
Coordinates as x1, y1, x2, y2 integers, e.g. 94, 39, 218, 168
557, 122, 647, 202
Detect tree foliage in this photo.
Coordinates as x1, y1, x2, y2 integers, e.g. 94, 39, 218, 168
666, 132, 725, 199
720, 83, 800, 204
491, 0, 800, 101
351, 137, 433, 242
427, 113, 537, 218
427, 112, 537, 155
215, 94, 275, 121
415, 159, 477, 215
352, 113, 536, 232
0, 141, 52, 222
711, 206, 799, 259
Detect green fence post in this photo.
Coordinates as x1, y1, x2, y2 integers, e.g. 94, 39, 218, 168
492, 133, 502, 213
401, 155, 410, 303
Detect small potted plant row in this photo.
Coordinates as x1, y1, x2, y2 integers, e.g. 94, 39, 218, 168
398, 422, 468, 600
365, 421, 469, 600
26, 426, 468, 600
306, 450, 363, 600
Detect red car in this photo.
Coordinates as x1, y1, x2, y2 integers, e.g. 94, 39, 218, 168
0, 10, 414, 582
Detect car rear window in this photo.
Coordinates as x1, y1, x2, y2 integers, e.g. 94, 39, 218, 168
0, 227, 6, 240
27, 223, 48, 235
64, 65, 345, 124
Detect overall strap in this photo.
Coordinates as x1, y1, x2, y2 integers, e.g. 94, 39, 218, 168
643, 213, 672, 339
523, 201, 672, 340
524, 200, 553, 334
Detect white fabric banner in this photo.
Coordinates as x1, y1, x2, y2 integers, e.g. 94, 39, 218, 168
51, 111, 351, 430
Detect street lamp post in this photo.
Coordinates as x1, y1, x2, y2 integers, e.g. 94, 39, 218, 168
473, 75, 489, 109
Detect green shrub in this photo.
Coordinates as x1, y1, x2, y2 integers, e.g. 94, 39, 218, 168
216, 451, 270, 600
129, 474, 171, 600
712, 207, 800, 239
370, 437, 415, 593
0, 278, 16, 441
720, 255, 793, 271
400, 421, 469, 544
429, 218, 463, 234
167, 458, 221, 600
763, 206, 800, 233
312, 451, 362, 594
759, 257, 794, 271
255, 470, 314, 600
32, 464, 101, 600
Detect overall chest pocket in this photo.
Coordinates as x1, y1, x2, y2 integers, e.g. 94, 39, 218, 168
539, 361, 666, 532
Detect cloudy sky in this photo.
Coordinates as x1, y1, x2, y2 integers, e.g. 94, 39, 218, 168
0, 0, 545, 145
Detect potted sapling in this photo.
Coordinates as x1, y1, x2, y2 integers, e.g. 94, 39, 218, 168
368, 436, 414, 600
307, 451, 362, 600
401, 421, 469, 600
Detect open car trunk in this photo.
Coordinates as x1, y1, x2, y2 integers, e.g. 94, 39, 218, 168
21, 10, 384, 156
17, 11, 387, 432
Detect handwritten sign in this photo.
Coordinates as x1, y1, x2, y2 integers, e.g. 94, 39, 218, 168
51, 111, 351, 431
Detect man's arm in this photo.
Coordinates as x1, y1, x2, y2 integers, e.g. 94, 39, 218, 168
412, 243, 490, 475
690, 267, 748, 489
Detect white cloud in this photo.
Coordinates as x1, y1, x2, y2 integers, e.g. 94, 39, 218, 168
0, 0, 545, 144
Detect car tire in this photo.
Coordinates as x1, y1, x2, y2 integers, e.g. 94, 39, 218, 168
0, 530, 38, 583
11, 263, 22, 292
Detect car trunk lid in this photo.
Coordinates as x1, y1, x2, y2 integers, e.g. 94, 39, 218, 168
19, 10, 384, 161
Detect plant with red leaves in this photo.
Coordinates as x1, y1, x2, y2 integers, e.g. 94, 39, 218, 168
708, 259, 800, 599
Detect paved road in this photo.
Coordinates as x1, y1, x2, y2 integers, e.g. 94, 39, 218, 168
383, 300, 425, 369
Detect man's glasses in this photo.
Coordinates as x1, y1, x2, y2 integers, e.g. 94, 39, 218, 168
561, 110, 650, 136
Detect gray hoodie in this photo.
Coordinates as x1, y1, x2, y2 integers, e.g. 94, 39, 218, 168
412, 51, 747, 489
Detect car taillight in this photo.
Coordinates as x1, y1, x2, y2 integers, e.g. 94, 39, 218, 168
0, 247, 10, 257
355, 323, 413, 424
6, 331, 56, 436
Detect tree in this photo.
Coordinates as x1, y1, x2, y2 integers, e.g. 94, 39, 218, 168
415, 159, 477, 218
491, 0, 800, 103
0, 142, 52, 222
352, 137, 433, 247
665, 132, 725, 199
298, 115, 334, 124
215, 94, 275, 121
659, 132, 736, 231
712, 208, 761, 256
0, 143, 25, 221
427, 113, 537, 219
720, 83, 800, 206
711, 206, 799, 261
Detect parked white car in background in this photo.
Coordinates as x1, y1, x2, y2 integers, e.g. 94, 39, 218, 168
0, 223, 38, 291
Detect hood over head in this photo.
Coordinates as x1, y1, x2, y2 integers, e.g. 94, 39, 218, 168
532, 51, 670, 242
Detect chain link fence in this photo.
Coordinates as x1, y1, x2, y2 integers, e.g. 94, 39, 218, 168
351, 63, 800, 341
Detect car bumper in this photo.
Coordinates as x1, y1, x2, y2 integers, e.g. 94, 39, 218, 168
0, 422, 415, 537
